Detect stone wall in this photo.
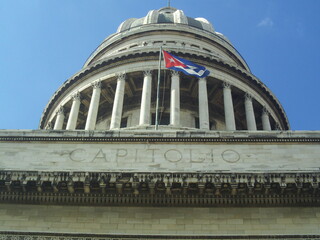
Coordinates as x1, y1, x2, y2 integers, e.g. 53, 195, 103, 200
0, 204, 319, 235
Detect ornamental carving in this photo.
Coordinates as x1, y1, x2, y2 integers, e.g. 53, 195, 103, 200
55, 106, 64, 115
91, 80, 101, 89
117, 72, 126, 81
144, 70, 152, 77
223, 81, 231, 89
71, 92, 81, 101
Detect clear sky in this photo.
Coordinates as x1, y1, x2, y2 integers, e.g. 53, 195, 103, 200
1, 0, 319, 130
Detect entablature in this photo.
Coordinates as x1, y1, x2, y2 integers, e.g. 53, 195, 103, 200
1, 170, 320, 207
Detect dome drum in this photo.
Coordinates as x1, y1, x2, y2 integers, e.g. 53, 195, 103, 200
42, 66, 285, 132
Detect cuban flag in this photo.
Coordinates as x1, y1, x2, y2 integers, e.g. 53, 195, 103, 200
163, 50, 210, 78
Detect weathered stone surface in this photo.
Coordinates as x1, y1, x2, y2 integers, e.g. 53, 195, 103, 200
0, 130, 319, 172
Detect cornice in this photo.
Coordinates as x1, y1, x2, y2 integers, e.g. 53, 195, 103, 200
1, 135, 320, 143
1, 170, 320, 207
1, 130, 320, 143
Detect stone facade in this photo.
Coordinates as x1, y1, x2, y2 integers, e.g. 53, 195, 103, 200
0, 130, 320, 238
0, 204, 320, 236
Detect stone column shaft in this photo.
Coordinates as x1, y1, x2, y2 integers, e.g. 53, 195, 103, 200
223, 82, 236, 131
66, 92, 81, 130
85, 81, 101, 130
139, 71, 152, 125
110, 74, 126, 129
198, 77, 209, 130
262, 108, 272, 131
170, 71, 180, 126
244, 94, 257, 131
54, 106, 65, 130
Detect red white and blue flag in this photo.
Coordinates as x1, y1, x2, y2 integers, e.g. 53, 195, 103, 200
163, 50, 210, 78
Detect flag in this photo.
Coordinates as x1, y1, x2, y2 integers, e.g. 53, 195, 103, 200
162, 50, 210, 78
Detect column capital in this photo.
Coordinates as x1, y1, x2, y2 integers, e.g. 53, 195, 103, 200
91, 80, 101, 89
117, 72, 126, 81
275, 123, 282, 130
171, 70, 179, 77
223, 81, 231, 89
56, 106, 64, 115
262, 106, 270, 115
71, 92, 81, 101
45, 122, 53, 130
144, 70, 152, 77
245, 93, 253, 101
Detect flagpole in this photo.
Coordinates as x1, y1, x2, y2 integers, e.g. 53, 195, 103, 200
155, 46, 162, 130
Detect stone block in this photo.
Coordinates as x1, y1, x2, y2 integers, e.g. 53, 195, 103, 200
159, 218, 176, 224
193, 219, 210, 224
226, 218, 243, 224
77, 217, 94, 223
184, 224, 202, 230
117, 223, 135, 230
134, 223, 152, 230
201, 224, 219, 231
151, 224, 168, 230
276, 218, 293, 224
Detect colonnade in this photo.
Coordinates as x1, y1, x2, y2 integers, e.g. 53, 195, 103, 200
50, 70, 274, 131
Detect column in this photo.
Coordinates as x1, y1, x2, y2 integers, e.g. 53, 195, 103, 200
223, 82, 236, 131
244, 93, 257, 130
110, 73, 126, 129
198, 77, 209, 130
262, 107, 272, 130
170, 71, 180, 126
85, 80, 101, 130
139, 70, 152, 125
53, 106, 65, 130
66, 92, 81, 130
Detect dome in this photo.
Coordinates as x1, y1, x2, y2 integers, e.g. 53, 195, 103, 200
83, 7, 237, 69
117, 7, 215, 34
39, 7, 290, 132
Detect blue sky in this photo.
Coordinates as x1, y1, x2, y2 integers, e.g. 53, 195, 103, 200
1, 0, 319, 130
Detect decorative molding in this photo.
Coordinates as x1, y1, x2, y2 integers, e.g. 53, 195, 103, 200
0, 135, 319, 143
0, 171, 320, 206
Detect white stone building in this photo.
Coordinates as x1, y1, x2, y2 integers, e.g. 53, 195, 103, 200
0, 6, 319, 240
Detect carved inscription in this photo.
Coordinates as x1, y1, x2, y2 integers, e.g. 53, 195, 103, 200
68, 147, 241, 164
221, 149, 240, 163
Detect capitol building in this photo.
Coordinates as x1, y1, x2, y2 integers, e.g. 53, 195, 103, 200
0, 5, 320, 240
